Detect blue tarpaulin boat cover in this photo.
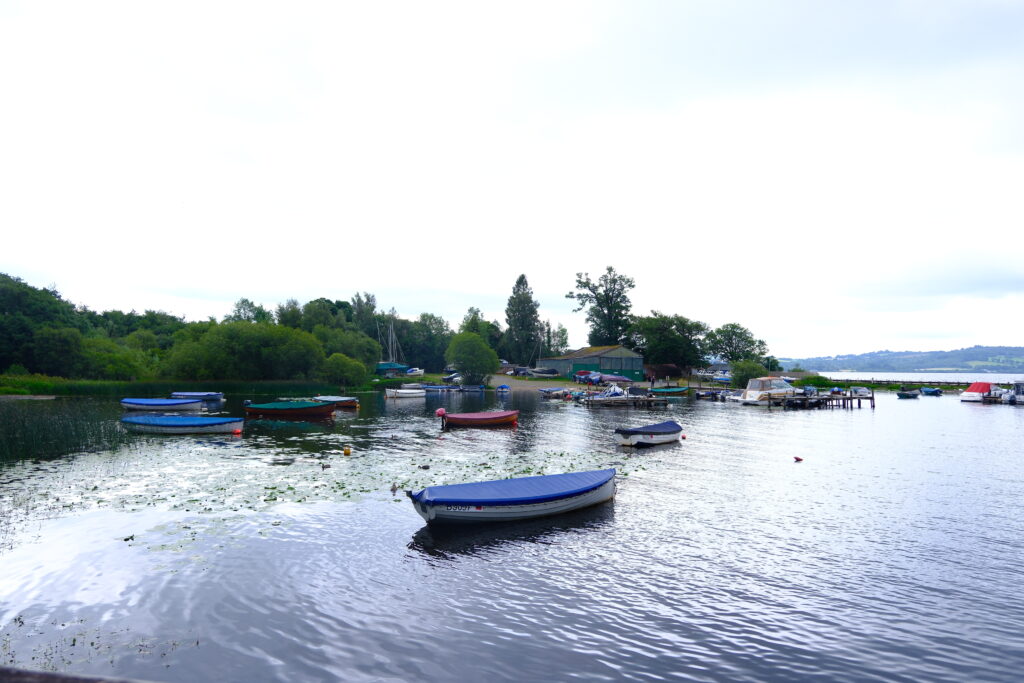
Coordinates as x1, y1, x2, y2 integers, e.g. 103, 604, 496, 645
120, 398, 202, 406
121, 416, 242, 427
412, 469, 615, 507
614, 420, 683, 436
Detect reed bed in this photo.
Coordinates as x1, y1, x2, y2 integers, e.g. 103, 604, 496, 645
0, 399, 134, 463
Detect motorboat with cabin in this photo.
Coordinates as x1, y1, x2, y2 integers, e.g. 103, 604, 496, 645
728, 377, 798, 406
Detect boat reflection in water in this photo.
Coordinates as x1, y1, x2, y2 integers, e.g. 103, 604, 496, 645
408, 501, 615, 560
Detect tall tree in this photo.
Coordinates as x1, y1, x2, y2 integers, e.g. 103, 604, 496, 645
566, 266, 635, 346
503, 274, 541, 365
706, 323, 768, 363
223, 298, 273, 324
626, 312, 709, 371
350, 292, 377, 337
445, 332, 499, 385
275, 299, 303, 328
550, 322, 570, 357
459, 307, 502, 349
406, 313, 453, 372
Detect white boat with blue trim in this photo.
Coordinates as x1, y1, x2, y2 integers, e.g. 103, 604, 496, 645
614, 420, 684, 447
120, 398, 203, 411
121, 415, 244, 434
407, 468, 616, 524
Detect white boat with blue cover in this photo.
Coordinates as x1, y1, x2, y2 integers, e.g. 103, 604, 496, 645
121, 415, 244, 434
120, 398, 203, 411
614, 420, 684, 447
407, 468, 616, 524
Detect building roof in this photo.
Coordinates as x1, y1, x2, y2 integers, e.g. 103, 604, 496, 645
545, 345, 640, 360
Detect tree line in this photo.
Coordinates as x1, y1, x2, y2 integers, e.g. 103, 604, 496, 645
0, 268, 775, 383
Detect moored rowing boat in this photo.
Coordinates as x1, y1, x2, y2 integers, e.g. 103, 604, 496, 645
121, 415, 244, 434
313, 395, 360, 409
120, 398, 203, 411
243, 401, 337, 418
407, 468, 616, 524
613, 420, 684, 446
436, 409, 519, 427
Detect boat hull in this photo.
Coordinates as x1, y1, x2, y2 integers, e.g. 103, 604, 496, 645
385, 388, 426, 398
243, 401, 337, 418
170, 392, 224, 401
121, 416, 244, 434
442, 410, 519, 427
650, 388, 689, 396
313, 396, 359, 408
410, 478, 615, 524
120, 398, 203, 411
614, 431, 682, 447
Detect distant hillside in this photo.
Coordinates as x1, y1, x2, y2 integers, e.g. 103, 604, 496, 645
780, 346, 1024, 373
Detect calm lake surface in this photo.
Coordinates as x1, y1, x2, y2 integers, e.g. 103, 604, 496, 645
2, 390, 1024, 682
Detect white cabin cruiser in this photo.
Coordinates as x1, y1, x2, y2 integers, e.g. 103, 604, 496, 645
729, 377, 798, 406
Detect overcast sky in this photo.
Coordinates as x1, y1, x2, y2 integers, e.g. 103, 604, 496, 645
2, 1, 1022, 358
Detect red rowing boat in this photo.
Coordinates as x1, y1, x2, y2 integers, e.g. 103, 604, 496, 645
436, 408, 519, 428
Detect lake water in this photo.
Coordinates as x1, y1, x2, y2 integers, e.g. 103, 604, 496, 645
2, 391, 1024, 682
822, 371, 1024, 384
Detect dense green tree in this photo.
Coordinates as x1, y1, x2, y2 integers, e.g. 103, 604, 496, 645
706, 323, 768, 363
566, 266, 635, 346
32, 327, 84, 377
626, 312, 709, 371
351, 292, 377, 337
125, 329, 160, 353
406, 313, 453, 372
80, 337, 150, 380
0, 274, 85, 371
311, 325, 381, 370
537, 320, 571, 359
276, 299, 303, 328
321, 353, 368, 387
445, 332, 499, 385
503, 275, 541, 365
223, 298, 274, 324
549, 322, 570, 357
160, 322, 324, 380
730, 359, 769, 389
301, 299, 336, 331
459, 307, 502, 350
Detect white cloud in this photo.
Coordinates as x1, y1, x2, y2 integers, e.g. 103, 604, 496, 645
2, 2, 1022, 357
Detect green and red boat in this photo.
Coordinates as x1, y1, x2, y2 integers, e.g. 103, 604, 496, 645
243, 401, 337, 419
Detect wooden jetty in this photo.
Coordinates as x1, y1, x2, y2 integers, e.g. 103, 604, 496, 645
582, 395, 669, 407
772, 392, 875, 410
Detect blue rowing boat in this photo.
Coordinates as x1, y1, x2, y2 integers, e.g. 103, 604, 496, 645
407, 468, 616, 524
120, 398, 203, 411
121, 415, 244, 434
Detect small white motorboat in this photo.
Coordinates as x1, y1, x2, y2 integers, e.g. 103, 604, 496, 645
407, 469, 616, 524
386, 387, 426, 398
613, 420, 684, 447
